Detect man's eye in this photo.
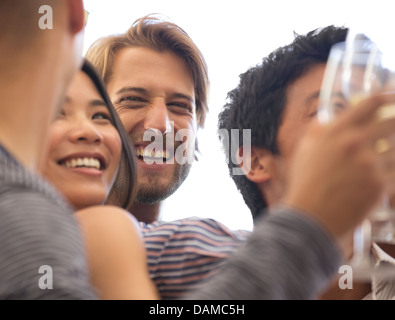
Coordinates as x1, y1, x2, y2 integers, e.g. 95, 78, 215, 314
115, 96, 148, 111
118, 96, 146, 104
333, 102, 346, 110
331, 102, 348, 116
168, 102, 192, 113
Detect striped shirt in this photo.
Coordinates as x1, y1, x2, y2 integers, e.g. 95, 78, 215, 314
187, 206, 342, 300
0, 145, 97, 299
140, 217, 251, 299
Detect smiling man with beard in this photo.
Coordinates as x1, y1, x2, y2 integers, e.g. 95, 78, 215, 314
108, 44, 197, 213
86, 14, 208, 224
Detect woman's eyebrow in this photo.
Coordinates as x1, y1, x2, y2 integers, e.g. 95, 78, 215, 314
89, 99, 107, 107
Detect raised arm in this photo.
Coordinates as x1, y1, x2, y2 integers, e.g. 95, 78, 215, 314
187, 93, 395, 300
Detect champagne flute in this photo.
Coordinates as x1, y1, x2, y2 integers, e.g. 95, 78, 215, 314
318, 37, 395, 280
345, 30, 395, 246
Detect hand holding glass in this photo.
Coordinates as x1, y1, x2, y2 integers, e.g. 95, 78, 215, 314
318, 38, 395, 280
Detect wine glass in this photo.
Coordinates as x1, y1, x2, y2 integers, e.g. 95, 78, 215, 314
318, 37, 395, 280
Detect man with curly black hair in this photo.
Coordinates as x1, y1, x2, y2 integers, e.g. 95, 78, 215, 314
216, 25, 395, 300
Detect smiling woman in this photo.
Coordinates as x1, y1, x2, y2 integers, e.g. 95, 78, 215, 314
40, 61, 137, 211
41, 70, 122, 209
39, 60, 159, 300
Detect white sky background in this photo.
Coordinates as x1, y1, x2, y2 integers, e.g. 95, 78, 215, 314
82, 0, 394, 231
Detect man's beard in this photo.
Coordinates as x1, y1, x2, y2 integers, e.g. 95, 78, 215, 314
134, 161, 192, 205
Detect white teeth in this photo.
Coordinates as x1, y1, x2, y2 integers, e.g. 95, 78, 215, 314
62, 157, 101, 170
89, 158, 96, 167
143, 149, 151, 157
71, 159, 77, 168
136, 147, 169, 160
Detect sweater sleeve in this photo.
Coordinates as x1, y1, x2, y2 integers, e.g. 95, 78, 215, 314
185, 205, 342, 300
0, 190, 98, 300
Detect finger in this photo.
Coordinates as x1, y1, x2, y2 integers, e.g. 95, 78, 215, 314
365, 118, 395, 145
377, 144, 395, 172
383, 174, 395, 196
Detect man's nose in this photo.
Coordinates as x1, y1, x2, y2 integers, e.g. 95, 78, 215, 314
144, 101, 172, 135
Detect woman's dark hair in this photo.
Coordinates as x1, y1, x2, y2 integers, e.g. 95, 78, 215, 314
81, 59, 137, 210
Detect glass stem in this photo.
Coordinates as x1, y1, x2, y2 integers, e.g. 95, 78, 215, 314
352, 219, 372, 267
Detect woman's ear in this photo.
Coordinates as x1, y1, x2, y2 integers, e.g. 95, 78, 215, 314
237, 146, 275, 184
